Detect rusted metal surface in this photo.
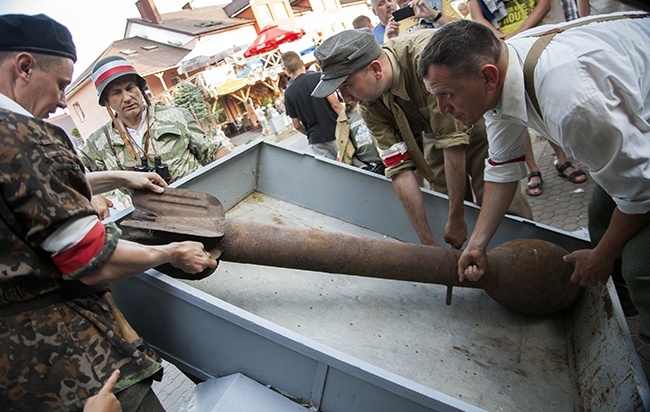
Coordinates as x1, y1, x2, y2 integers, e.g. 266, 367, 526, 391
121, 188, 583, 315
125, 188, 225, 237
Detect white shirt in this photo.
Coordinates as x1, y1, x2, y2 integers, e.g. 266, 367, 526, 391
484, 12, 650, 215
0, 93, 32, 116
120, 105, 148, 148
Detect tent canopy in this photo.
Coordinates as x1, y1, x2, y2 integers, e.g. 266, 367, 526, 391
243, 25, 306, 58
179, 39, 248, 75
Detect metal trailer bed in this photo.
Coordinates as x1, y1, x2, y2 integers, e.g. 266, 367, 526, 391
109, 140, 649, 411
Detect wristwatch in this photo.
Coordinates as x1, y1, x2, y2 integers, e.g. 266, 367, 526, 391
433, 8, 443, 22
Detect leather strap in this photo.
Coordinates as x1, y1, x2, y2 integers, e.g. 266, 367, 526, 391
0, 282, 109, 317
386, 94, 434, 182
103, 125, 126, 170
523, 13, 648, 120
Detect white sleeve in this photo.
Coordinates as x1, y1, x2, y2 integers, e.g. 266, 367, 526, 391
483, 115, 529, 183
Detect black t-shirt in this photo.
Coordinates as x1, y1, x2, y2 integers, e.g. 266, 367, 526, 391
283, 72, 337, 144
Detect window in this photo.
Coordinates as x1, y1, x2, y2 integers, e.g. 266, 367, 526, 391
72, 102, 86, 121
255, 5, 273, 25
272, 2, 289, 19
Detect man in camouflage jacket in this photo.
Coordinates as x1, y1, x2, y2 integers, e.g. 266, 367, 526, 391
0, 14, 217, 411
82, 104, 217, 180
79, 55, 219, 215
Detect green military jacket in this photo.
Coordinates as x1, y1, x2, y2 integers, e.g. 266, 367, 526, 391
81, 104, 218, 181
359, 30, 470, 180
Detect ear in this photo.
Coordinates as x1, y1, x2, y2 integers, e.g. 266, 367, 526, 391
479, 64, 499, 91
369, 60, 383, 79
15, 52, 36, 81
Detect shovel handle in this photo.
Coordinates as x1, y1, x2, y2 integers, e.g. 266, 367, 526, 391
102, 291, 141, 344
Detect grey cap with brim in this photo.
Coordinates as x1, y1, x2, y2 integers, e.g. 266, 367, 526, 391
311, 29, 382, 98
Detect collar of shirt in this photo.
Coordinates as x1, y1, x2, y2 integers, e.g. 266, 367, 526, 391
121, 105, 149, 147
487, 44, 528, 123
0, 93, 33, 117
382, 49, 411, 105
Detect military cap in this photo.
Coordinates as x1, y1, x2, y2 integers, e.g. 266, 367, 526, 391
91, 55, 147, 106
312, 29, 382, 98
0, 14, 77, 62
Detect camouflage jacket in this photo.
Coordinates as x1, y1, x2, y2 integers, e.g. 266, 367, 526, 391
80, 104, 218, 181
0, 110, 161, 411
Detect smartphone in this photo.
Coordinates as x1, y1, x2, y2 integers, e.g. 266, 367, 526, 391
392, 6, 415, 21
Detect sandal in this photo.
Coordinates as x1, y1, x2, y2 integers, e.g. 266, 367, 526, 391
556, 161, 587, 183
526, 171, 543, 196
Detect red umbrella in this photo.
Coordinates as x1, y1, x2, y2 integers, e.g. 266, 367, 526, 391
244, 25, 306, 58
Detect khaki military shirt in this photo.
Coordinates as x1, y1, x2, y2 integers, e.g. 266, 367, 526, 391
359, 30, 469, 180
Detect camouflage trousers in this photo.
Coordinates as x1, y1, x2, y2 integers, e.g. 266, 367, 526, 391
0, 294, 162, 411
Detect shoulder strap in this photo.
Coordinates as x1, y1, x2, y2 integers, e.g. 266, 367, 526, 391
103, 125, 125, 170
523, 13, 648, 120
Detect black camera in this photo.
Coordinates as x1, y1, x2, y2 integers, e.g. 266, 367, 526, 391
392, 6, 415, 21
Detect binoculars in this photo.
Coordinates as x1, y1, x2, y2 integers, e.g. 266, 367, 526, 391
134, 155, 172, 183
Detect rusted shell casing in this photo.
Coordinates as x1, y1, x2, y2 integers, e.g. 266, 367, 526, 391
216, 219, 583, 315
122, 188, 584, 315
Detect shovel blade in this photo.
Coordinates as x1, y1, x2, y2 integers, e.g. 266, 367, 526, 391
121, 188, 226, 238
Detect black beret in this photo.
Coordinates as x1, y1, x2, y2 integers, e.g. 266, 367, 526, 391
0, 14, 77, 62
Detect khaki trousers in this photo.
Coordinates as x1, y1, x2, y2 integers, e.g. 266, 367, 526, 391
423, 120, 533, 220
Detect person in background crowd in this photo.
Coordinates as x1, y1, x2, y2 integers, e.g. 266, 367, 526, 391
370, 0, 398, 43
335, 101, 384, 174
0, 13, 217, 411
254, 104, 271, 135
387, 0, 460, 40
353, 14, 375, 29
281, 51, 342, 159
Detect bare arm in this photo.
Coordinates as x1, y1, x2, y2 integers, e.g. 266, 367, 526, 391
80, 239, 217, 285
507, 0, 550, 37
458, 181, 518, 281
385, 17, 400, 40
468, 0, 506, 38
291, 117, 307, 136
411, 0, 458, 25
442, 146, 468, 249
565, 209, 650, 286
392, 169, 439, 246
86, 171, 166, 195
576, 0, 590, 16
326, 93, 344, 116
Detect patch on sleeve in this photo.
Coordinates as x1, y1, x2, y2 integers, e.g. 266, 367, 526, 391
52, 220, 105, 275
379, 142, 410, 167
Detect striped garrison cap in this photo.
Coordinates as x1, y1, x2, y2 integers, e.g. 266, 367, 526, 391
91, 55, 147, 105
